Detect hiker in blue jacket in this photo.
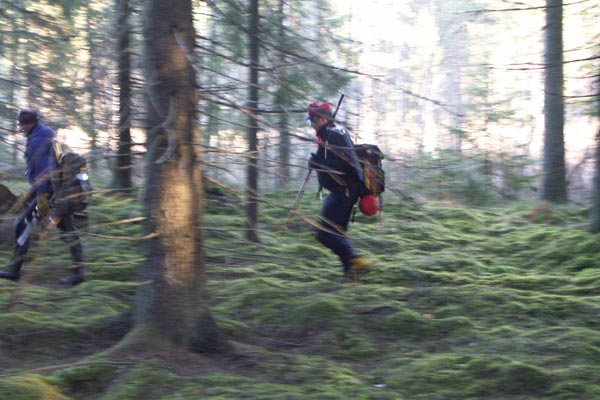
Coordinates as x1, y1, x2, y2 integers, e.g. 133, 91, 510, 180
0, 109, 85, 285
306, 101, 373, 280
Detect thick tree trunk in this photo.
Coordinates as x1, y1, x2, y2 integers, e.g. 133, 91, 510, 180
137, 0, 227, 353
245, 0, 260, 243
112, 0, 133, 191
542, 0, 567, 203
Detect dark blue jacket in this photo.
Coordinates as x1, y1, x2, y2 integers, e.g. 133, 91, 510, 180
313, 124, 361, 192
25, 123, 57, 196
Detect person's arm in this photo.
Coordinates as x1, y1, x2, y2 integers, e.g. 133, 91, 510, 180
29, 137, 55, 196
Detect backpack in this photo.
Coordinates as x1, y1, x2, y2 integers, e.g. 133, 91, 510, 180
354, 143, 385, 208
51, 141, 93, 213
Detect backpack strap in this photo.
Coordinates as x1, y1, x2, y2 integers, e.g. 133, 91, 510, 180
49, 139, 65, 199
51, 139, 64, 165
340, 129, 364, 183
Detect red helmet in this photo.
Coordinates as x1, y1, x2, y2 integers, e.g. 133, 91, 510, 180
305, 101, 332, 121
359, 194, 380, 216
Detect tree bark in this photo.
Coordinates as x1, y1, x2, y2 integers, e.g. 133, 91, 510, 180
542, 0, 567, 203
276, 0, 290, 186
245, 0, 260, 243
435, 0, 465, 152
590, 129, 600, 232
112, 0, 133, 192
137, 0, 227, 353
86, 8, 99, 171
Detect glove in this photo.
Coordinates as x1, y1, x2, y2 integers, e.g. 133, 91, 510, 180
308, 153, 319, 170
36, 193, 50, 219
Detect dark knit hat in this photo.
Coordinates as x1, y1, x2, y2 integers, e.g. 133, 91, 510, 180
17, 109, 39, 125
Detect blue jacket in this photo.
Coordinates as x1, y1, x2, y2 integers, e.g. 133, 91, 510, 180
25, 123, 57, 196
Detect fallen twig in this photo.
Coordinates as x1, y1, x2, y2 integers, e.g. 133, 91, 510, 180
0, 361, 134, 379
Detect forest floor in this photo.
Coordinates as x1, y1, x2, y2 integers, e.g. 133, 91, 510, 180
0, 186, 599, 399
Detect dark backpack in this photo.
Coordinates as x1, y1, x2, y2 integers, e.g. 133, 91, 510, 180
51, 141, 93, 213
354, 143, 385, 199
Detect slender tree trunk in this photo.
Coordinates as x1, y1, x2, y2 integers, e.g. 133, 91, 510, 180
278, 107, 291, 186
86, 9, 99, 171
436, 0, 465, 152
112, 0, 133, 191
591, 129, 600, 232
416, 51, 435, 155
276, 0, 290, 186
204, 16, 221, 181
245, 0, 260, 243
137, 0, 227, 353
542, 0, 567, 203
9, 14, 19, 164
24, 21, 39, 107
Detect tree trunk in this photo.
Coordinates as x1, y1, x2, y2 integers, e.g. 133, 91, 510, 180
112, 0, 133, 192
203, 14, 221, 182
278, 107, 291, 186
137, 0, 227, 353
245, 0, 260, 243
276, 0, 290, 187
590, 129, 600, 232
86, 9, 99, 171
542, 0, 567, 203
9, 14, 19, 165
436, 0, 465, 152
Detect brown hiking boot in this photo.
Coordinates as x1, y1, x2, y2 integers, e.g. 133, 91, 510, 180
350, 256, 373, 272
341, 256, 374, 283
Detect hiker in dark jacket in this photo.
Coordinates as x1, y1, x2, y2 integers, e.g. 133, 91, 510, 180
0, 109, 85, 285
306, 101, 373, 280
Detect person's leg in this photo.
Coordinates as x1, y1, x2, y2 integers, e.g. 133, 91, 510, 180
315, 188, 358, 272
0, 202, 37, 281
57, 213, 85, 285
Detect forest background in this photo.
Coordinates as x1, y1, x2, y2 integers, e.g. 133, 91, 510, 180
0, 0, 597, 206
0, 0, 599, 399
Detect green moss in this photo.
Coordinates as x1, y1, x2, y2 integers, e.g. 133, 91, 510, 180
387, 355, 552, 398
493, 361, 552, 394
368, 308, 425, 336
86, 263, 137, 281
97, 360, 184, 400
57, 363, 118, 395
285, 295, 346, 332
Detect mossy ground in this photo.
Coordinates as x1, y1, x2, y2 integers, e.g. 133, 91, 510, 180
0, 189, 599, 399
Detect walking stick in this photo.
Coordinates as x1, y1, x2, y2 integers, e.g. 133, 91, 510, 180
285, 169, 312, 228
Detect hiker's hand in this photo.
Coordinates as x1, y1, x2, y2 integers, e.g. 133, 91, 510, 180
36, 193, 50, 219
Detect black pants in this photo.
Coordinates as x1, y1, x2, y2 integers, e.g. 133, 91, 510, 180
11, 200, 83, 271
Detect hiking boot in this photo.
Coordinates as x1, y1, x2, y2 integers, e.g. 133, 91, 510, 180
345, 256, 373, 282
0, 261, 22, 281
59, 267, 85, 286
350, 256, 374, 271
